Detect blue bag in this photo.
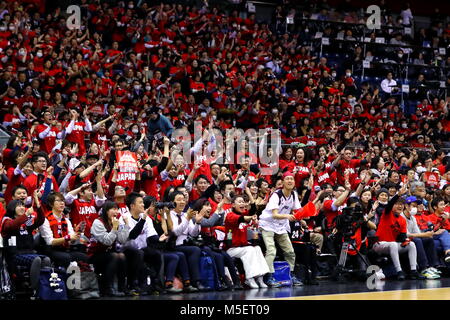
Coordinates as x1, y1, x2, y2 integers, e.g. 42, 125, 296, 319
199, 251, 219, 290
273, 261, 292, 286
38, 267, 68, 300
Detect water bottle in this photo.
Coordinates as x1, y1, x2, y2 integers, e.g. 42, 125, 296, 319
226, 229, 233, 247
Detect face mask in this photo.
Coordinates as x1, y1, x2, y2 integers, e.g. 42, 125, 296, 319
145, 86, 151, 91
9, 26, 14, 31
346, 73, 351, 77
401, 123, 407, 128
36, 52, 43, 58
332, 73, 336, 77
303, 74, 308, 78
141, 113, 146, 118
398, 54, 403, 58
410, 207, 418, 215
212, 115, 217, 121
272, 109, 278, 114
132, 128, 139, 134
304, 108, 310, 113
0, 26, 6, 31
129, 4, 134, 9
200, 112, 207, 118
388, 121, 394, 126
370, 109, 375, 115
134, 85, 141, 90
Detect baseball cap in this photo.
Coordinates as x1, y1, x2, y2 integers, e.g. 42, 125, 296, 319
405, 196, 422, 205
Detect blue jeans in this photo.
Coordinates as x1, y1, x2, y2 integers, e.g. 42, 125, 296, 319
164, 251, 190, 282
412, 238, 439, 270
433, 230, 450, 253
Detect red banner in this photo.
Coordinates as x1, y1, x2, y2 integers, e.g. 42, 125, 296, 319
424, 172, 439, 189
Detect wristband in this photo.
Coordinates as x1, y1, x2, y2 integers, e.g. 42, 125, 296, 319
64, 235, 71, 242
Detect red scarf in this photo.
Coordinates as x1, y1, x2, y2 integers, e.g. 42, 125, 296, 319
46, 211, 68, 242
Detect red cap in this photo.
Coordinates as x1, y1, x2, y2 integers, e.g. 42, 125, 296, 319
282, 171, 295, 180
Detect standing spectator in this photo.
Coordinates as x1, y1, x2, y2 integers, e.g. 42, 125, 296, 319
259, 172, 303, 287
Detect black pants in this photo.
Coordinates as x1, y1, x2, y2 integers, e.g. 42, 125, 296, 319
293, 243, 318, 279
141, 247, 164, 286
123, 247, 144, 288
48, 250, 88, 269
175, 245, 201, 282
89, 252, 126, 291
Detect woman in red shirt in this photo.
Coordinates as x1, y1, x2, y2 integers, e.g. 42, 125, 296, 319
224, 195, 270, 289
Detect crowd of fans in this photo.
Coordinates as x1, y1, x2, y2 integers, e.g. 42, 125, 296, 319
0, 0, 449, 298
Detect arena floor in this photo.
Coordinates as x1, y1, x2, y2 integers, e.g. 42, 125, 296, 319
104, 278, 450, 300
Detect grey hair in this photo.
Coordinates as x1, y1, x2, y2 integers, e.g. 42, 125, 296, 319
410, 181, 425, 195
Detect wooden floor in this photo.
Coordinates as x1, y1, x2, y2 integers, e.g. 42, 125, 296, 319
276, 287, 450, 300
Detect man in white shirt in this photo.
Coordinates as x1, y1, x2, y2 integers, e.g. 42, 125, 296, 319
381, 72, 398, 96
259, 172, 303, 287
120, 192, 164, 294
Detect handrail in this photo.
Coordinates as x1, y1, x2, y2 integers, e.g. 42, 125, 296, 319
309, 37, 445, 52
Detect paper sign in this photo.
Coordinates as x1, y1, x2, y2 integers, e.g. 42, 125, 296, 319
364, 37, 371, 43
402, 85, 410, 93
439, 48, 446, 55
404, 27, 412, 35
314, 32, 323, 39
363, 60, 371, 68
321, 38, 330, 45
375, 37, 385, 43
286, 17, 294, 24
117, 151, 139, 173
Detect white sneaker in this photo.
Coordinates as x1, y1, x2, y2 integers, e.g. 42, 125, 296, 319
244, 278, 259, 289
428, 267, 442, 274
255, 276, 268, 288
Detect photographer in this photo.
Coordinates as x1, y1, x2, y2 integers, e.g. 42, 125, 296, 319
372, 184, 424, 280
335, 197, 377, 280
143, 196, 197, 293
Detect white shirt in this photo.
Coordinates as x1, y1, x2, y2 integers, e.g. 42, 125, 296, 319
381, 78, 397, 93
119, 214, 157, 250
39, 214, 75, 246
259, 190, 301, 234
401, 213, 421, 235
170, 210, 201, 246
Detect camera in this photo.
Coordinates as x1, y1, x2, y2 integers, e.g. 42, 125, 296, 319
335, 204, 364, 239
154, 202, 176, 209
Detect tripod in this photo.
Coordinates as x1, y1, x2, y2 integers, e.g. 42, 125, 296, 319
333, 237, 371, 282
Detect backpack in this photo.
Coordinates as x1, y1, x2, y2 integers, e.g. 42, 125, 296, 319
273, 261, 292, 286
38, 267, 68, 300
275, 189, 299, 209
199, 251, 219, 290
